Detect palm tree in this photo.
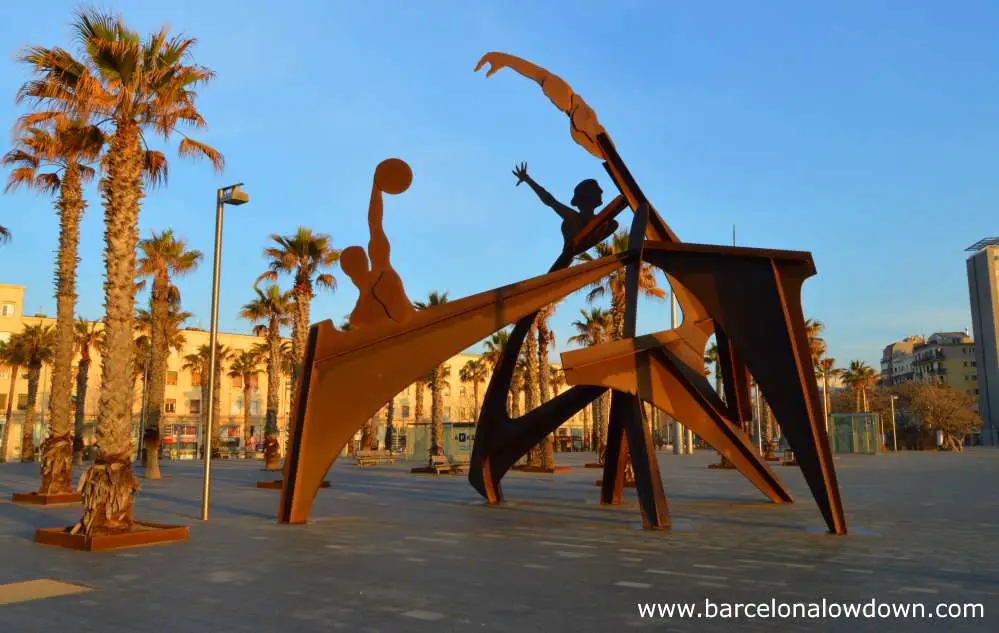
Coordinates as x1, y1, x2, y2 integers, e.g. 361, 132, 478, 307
804, 318, 827, 369
0, 335, 28, 462
534, 304, 557, 469
482, 329, 510, 371
20, 8, 224, 535
17, 324, 55, 464
0, 225, 10, 244
240, 285, 293, 469
414, 291, 450, 459
384, 396, 396, 451
458, 358, 488, 419
482, 329, 516, 415
569, 307, 612, 454
817, 357, 841, 424
183, 344, 231, 457
704, 341, 721, 395
136, 229, 201, 478
521, 327, 544, 466
228, 350, 261, 454
258, 227, 339, 382
72, 320, 102, 464
577, 230, 666, 339
842, 360, 879, 412
4, 116, 103, 493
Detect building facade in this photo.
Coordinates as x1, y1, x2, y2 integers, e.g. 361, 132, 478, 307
879, 336, 923, 386
966, 240, 999, 445
0, 283, 589, 460
911, 332, 978, 402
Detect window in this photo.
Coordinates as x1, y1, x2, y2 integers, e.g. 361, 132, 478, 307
444, 407, 451, 420
401, 405, 410, 418
231, 399, 243, 415
250, 374, 259, 389
191, 371, 202, 387
459, 387, 466, 397
249, 401, 259, 415
189, 399, 201, 414
16, 394, 28, 410
0, 302, 16, 317
165, 399, 176, 413
0, 368, 8, 380
976, 389, 980, 395
166, 371, 178, 386
232, 375, 243, 388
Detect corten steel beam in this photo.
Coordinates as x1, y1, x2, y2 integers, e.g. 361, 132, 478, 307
600, 200, 670, 527
277, 252, 632, 524
716, 329, 754, 432
561, 332, 792, 504
641, 241, 846, 534
468, 312, 604, 504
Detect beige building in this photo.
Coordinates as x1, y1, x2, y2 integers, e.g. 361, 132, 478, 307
1, 283, 589, 460
879, 336, 924, 386
911, 332, 978, 402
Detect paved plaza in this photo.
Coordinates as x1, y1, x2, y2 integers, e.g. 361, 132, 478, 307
0, 449, 997, 632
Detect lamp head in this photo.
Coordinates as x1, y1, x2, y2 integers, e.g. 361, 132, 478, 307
225, 185, 249, 205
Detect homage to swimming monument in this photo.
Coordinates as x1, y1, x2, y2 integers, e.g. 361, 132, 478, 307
277, 52, 847, 535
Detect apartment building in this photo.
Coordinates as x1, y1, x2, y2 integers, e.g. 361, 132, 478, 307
967, 238, 999, 445
911, 332, 978, 404
879, 336, 924, 386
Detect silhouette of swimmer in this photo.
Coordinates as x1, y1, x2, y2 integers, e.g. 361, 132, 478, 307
513, 162, 618, 256
341, 158, 416, 328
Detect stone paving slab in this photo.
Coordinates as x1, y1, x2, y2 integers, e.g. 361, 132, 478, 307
1, 450, 997, 632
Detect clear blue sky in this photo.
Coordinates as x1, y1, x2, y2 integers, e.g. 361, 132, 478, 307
2, 1, 997, 369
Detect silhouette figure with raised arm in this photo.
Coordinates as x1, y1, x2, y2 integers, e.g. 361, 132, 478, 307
476, 52, 607, 161
341, 158, 416, 328
513, 162, 618, 257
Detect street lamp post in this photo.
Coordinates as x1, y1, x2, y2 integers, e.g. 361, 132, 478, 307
890, 395, 899, 452
201, 183, 249, 522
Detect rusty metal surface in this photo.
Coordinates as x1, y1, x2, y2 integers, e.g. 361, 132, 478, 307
279, 52, 845, 535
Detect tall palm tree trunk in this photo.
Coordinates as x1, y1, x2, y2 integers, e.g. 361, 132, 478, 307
242, 381, 252, 453
263, 320, 282, 470
40, 166, 84, 494
2, 364, 20, 462
536, 320, 555, 470
76, 123, 143, 536
74, 357, 89, 464
142, 285, 169, 479
590, 399, 601, 453
599, 390, 611, 462
361, 416, 374, 450
214, 366, 223, 453
384, 398, 395, 451
523, 325, 541, 467
414, 382, 425, 423
20, 365, 41, 462
470, 381, 478, 419
430, 368, 444, 458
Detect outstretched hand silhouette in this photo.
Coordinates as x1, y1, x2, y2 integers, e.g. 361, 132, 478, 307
512, 162, 529, 186
474, 52, 513, 77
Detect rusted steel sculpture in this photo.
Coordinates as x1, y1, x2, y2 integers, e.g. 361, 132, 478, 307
468, 52, 845, 534
278, 53, 846, 535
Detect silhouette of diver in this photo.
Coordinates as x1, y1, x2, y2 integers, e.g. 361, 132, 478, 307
340, 158, 416, 328
512, 162, 618, 258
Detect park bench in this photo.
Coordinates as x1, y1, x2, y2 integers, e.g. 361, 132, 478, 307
450, 454, 470, 474
356, 450, 400, 468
